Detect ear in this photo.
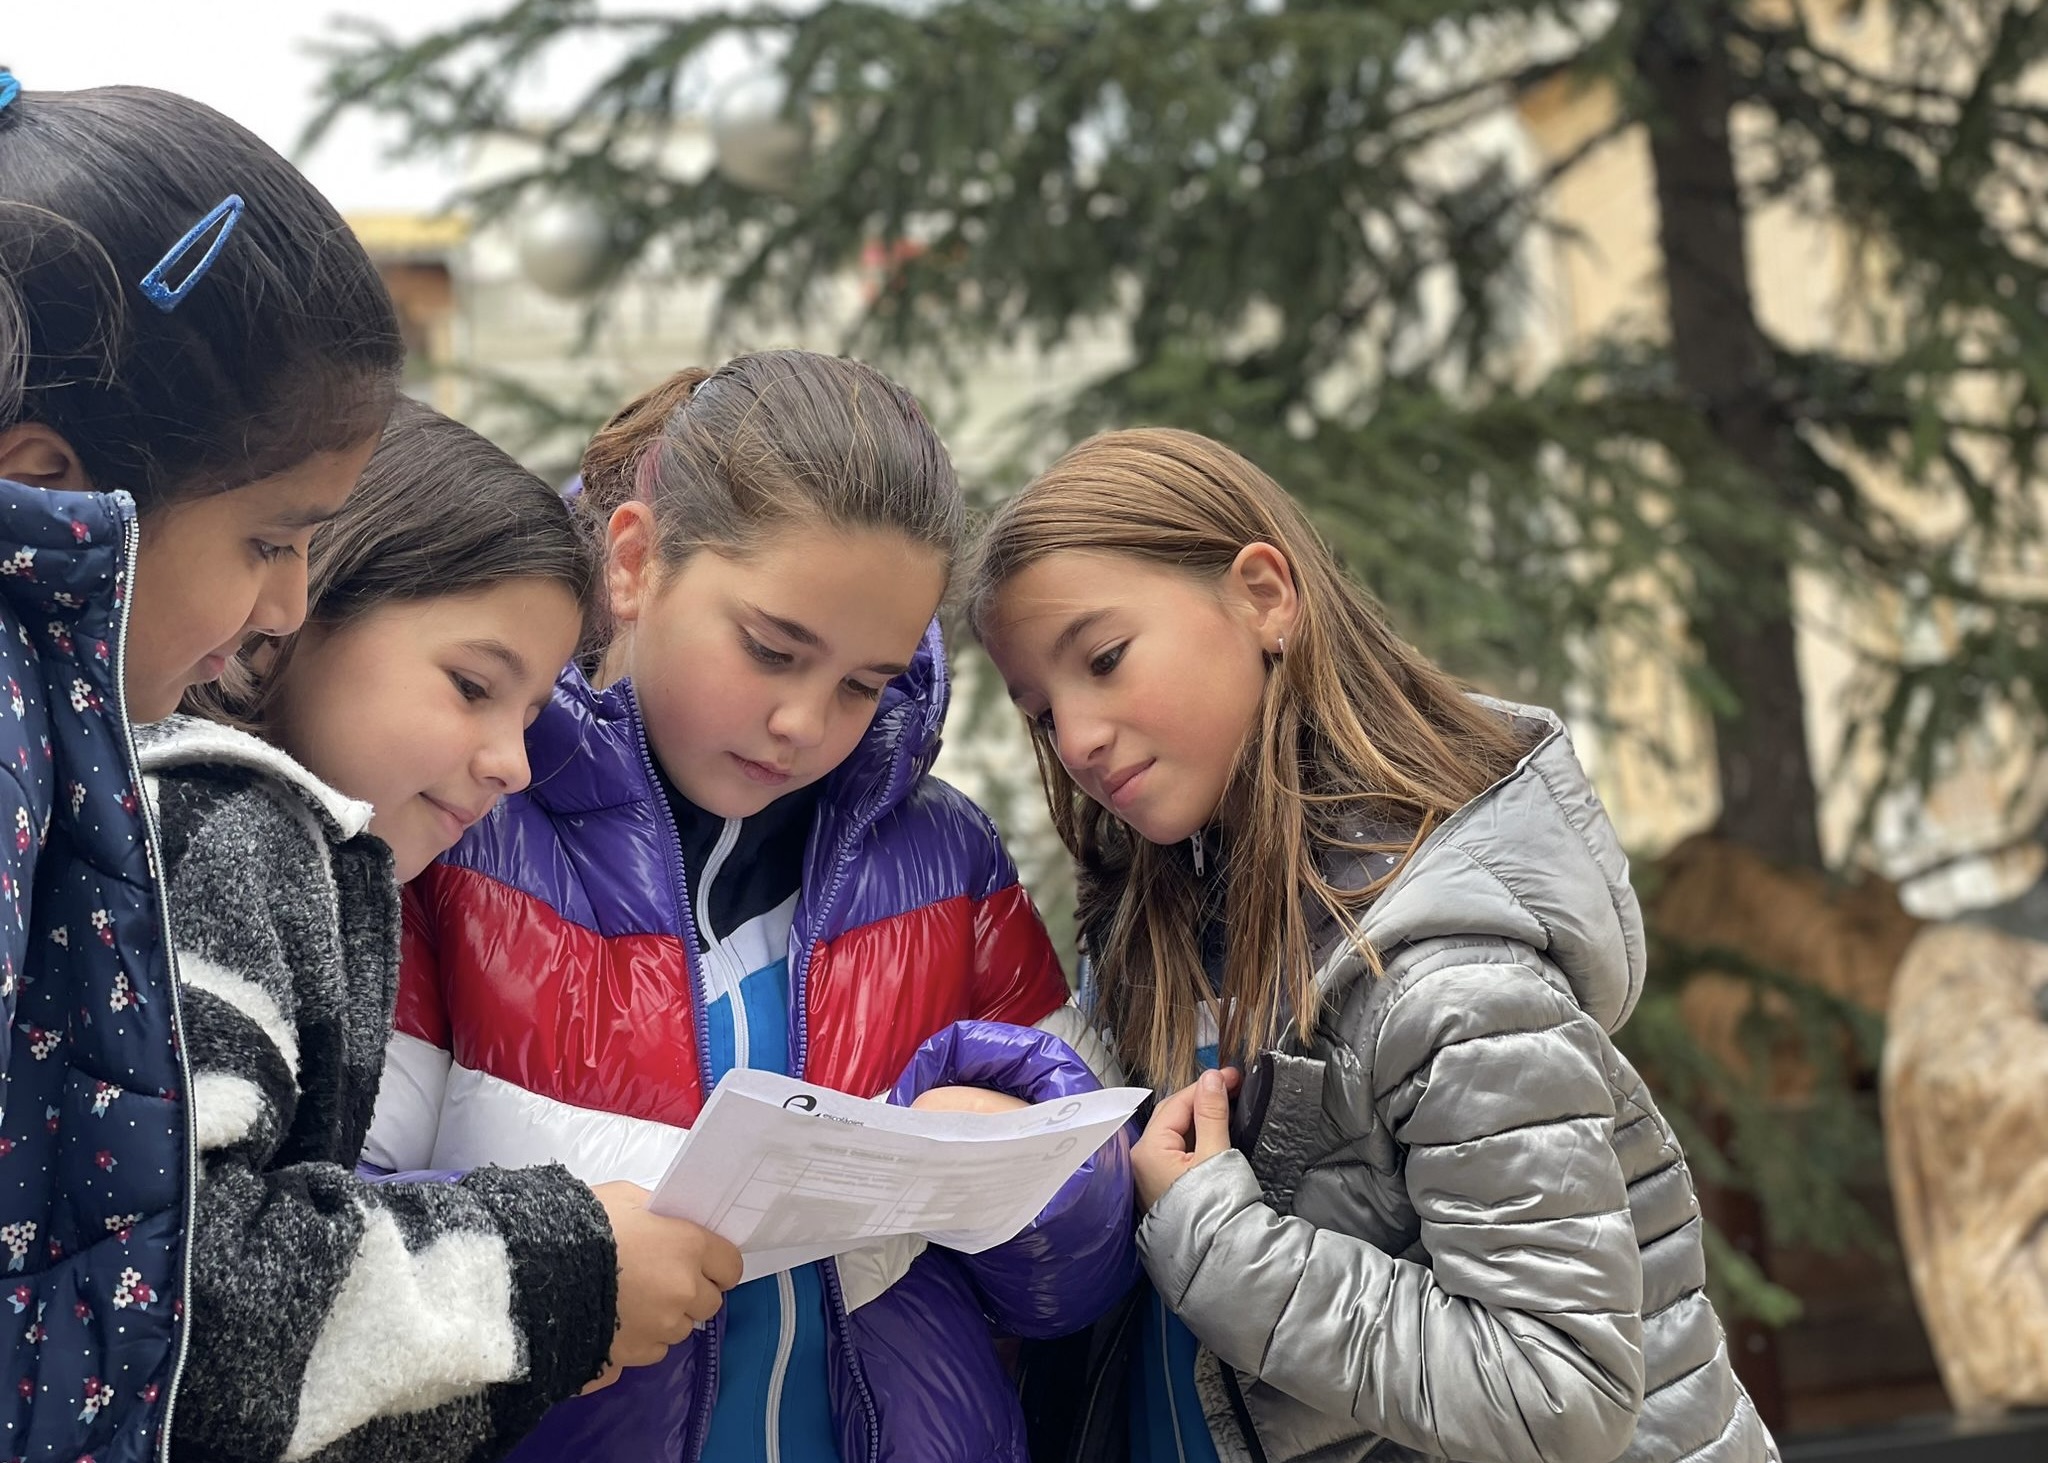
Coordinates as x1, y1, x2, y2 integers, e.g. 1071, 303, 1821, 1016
1227, 542, 1298, 654
605, 502, 662, 624
0, 425, 94, 492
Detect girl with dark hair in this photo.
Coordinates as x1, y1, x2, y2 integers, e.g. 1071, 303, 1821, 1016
147, 399, 740, 1462
972, 428, 1776, 1463
0, 73, 402, 1460
367, 351, 1137, 1463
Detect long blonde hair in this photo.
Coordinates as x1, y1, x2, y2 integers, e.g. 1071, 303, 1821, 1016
967, 428, 1530, 1086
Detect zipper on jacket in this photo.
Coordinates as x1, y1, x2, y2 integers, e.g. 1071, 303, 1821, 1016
786, 778, 897, 1463
630, 706, 722, 1463
787, 744, 913, 1085
794, 800, 884, 1463
820, 1258, 882, 1463
763, 1269, 797, 1462
1067, 1290, 1139, 1463
693, 818, 751, 1070
108, 502, 197, 1463
696, 812, 824, 1460
1161, 1303, 1191, 1463
1219, 1362, 1271, 1463
781, 697, 923, 1463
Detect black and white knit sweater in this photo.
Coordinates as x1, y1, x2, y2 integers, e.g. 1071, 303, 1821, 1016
136, 717, 617, 1463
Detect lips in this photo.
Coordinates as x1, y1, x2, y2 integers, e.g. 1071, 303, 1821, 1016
193, 637, 246, 684
1102, 760, 1153, 812
422, 794, 486, 842
732, 753, 794, 787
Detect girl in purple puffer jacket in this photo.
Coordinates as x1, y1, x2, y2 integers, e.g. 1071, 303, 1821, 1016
365, 351, 1137, 1463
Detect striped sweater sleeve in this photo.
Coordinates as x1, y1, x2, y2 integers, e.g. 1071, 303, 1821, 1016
158, 772, 617, 1463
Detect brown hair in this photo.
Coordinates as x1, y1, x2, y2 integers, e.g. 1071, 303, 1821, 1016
968, 427, 1531, 1086
187, 399, 598, 731
577, 350, 964, 576
0, 281, 22, 426
0, 85, 401, 508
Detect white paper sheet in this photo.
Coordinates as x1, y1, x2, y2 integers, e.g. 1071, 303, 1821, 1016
648, 1069, 1146, 1282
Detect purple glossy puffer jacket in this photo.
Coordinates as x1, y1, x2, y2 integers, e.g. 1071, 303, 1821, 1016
367, 623, 1138, 1462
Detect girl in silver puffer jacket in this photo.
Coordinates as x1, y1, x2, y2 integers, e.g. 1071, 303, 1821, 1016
971, 427, 1778, 1463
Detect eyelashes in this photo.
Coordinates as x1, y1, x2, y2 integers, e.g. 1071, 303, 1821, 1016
1026, 641, 1126, 735
741, 630, 793, 667
743, 628, 884, 701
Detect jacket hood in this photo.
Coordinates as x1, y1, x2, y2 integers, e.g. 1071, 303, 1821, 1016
1338, 697, 1646, 1033
845, 615, 949, 808
135, 714, 376, 842
525, 617, 950, 822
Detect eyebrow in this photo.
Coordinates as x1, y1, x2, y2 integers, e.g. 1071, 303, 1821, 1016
270, 504, 345, 530
748, 603, 911, 678
1050, 610, 1109, 660
1007, 610, 1109, 705
750, 605, 824, 651
460, 639, 529, 680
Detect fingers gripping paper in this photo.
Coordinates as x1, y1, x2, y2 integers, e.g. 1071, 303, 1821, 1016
650, 1069, 1146, 1282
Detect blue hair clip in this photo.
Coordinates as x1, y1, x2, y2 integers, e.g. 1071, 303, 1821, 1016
0, 70, 21, 112
138, 194, 245, 313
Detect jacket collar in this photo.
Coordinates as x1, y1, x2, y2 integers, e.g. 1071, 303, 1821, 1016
827, 617, 948, 817
0, 477, 136, 630
135, 715, 376, 841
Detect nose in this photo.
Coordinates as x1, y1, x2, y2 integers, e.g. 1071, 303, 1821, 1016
476, 714, 534, 796
247, 555, 311, 639
1053, 705, 1111, 775
765, 688, 829, 751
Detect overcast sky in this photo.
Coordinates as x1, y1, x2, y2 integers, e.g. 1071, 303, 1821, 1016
5, 0, 709, 213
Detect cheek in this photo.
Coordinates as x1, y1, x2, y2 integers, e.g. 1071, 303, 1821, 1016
826, 699, 882, 762
646, 669, 730, 756
1180, 650, 1265, 768
133, 545, 222, 643
285, 683, 374, 792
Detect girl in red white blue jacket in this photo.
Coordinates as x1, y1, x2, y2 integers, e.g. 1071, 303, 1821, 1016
363, 351, 1136, 1463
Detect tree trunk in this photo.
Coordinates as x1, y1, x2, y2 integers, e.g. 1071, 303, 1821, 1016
1635, 0, 1824, 872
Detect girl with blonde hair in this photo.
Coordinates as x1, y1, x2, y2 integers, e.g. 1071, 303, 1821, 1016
973, 427, 1776, 1463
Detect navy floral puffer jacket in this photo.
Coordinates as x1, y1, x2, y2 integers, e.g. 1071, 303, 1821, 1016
0, 477, 189, 1463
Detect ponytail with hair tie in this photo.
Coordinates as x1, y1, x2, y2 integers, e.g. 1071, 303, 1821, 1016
575, 348, 963, 598
577, 366, 712, 522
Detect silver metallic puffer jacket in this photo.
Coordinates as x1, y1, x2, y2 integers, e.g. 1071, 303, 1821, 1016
1137, 702, 1778, 1463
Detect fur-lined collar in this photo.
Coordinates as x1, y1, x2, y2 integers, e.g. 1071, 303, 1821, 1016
135, 715, 375, 841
